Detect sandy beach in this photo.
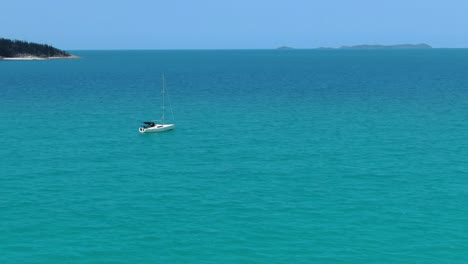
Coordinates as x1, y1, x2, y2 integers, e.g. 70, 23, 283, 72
1, 55, 79, 60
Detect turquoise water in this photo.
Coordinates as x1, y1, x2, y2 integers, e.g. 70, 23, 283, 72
2, 50, 468, 263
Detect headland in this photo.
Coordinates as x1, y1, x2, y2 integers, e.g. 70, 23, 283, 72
0, 38, 78, 60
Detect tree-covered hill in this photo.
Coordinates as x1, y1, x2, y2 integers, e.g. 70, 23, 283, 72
0, 38, 71, 58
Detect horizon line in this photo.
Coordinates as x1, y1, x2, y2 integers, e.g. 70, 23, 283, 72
65, 47, 468, 51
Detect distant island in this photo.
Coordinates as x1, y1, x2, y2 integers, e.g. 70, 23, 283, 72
276, 46, 294, 50
318, 43, 432, 50
0, 38, 77, 60
276, 44, 432, 50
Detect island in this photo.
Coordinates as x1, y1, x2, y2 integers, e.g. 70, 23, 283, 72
0, 38, 78, 60
318, 43, 432, 50
276, 46, 294, 50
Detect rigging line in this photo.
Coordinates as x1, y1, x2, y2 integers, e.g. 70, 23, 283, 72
166, 78, 175, 122
161, 74, 165, 124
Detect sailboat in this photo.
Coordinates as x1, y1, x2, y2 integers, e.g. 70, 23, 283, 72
139, 75, 175, 133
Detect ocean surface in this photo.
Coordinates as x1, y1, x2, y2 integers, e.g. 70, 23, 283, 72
1, 49, 468, 263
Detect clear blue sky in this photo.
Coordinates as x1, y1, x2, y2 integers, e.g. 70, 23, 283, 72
1, 0, 466, 49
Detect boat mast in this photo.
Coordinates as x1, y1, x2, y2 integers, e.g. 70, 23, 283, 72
162, 74, 166, 125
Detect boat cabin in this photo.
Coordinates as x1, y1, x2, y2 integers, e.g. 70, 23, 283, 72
142, 122, 156, 128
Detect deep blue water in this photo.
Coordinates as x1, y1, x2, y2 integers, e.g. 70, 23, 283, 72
1, 50, 468, 263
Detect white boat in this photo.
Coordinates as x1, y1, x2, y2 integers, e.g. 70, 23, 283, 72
139, 75, 175, 133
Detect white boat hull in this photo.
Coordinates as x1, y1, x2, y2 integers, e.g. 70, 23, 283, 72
139, 124, 175, 133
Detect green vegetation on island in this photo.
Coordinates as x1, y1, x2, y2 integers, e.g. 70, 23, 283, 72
0, 38, 75, 59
